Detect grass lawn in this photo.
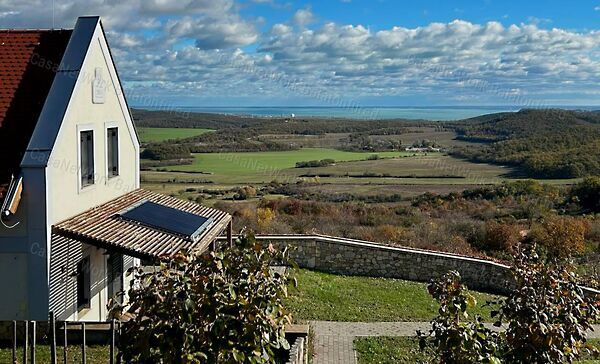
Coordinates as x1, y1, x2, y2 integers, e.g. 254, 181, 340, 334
354, 337, 600, 364
0, 345, 111, 363
137, 127, 213, 143
285, 269, 499, 322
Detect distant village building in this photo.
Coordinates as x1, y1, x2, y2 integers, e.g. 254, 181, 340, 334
0, 17, 232, 321
404, 146, 442, 152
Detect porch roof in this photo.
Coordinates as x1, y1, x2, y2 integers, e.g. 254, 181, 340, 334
52, 189, 232, 260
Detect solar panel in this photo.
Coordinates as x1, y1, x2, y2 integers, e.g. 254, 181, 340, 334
118, 201, 213, 241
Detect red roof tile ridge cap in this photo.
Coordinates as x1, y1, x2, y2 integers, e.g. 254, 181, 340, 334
0, 28, 72, 32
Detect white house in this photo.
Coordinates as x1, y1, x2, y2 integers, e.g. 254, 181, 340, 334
0, 17, 232, 322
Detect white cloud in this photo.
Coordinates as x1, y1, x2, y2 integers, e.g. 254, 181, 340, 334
0, 0, 597, 105
292, 8, 314, 27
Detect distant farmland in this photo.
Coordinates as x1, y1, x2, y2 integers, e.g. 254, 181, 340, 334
137, 127, 213, 143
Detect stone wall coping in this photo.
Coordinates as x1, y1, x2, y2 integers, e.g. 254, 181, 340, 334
217, 234, 599, 296
248, 234, 512, 269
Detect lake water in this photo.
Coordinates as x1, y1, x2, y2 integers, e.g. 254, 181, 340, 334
149, 106, 518, 121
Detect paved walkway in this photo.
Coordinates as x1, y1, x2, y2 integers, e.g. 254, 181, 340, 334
310, 321, 600, 364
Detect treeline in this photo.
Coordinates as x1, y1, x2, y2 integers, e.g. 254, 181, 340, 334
449, 109, 600, 178
413, 177, 600, 214
340, 133, 403, 152
295, 159, 335, 168
132, 108, 438, 135
142, 128, 297, 157
141, 144, 192, 160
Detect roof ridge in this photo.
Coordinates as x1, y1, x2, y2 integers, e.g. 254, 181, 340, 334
0, 29, 72, 32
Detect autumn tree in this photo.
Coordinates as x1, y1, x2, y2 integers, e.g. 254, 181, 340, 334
115, 235, 293, 363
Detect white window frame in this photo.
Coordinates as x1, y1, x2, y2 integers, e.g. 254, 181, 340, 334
104, 121, 120, 181
77, 124, 96, 193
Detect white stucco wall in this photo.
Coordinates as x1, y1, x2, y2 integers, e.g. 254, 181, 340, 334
44, 23, 139, 322
0, 19, 139, 322
46, 25, 139, 225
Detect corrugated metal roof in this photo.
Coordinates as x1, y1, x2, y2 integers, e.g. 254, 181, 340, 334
52, 189, 232, 259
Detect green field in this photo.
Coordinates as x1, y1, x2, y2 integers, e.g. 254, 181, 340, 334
151, 148, 521, 185
354, 337, 600, 364
161, 148, 416, 182
285, 269, 499, 322
137, 127, 213, 143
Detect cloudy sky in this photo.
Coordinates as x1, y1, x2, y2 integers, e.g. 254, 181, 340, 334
1, 0, 599, 107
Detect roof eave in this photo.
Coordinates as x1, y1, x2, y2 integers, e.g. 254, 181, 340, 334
22, 16, 100, 168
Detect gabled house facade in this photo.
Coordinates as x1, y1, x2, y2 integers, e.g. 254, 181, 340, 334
0, 17, 232, 322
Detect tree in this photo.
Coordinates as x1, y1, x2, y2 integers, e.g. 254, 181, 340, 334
529, 216, 586, 259
421, 248, 599, 364
493, 248, 599, 363
417, 271, 502, 364
569, 176, 600, 213
115, 235, 294, 363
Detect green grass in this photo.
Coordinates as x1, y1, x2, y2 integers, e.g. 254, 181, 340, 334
0, 345, 111, 363
355, 337, 428, 364
137, 127, 213, 143
354, 337, 600, 364
161, 148, 414, 182
285, 269, 499, 322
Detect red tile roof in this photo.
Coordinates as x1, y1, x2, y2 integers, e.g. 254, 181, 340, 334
0, 29, 72, 198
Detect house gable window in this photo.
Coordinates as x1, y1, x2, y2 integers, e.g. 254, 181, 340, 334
80, 130, 95, 187
107, 127, 119, 178
76, 256, 91, 309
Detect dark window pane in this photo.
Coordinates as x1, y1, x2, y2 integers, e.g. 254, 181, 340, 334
107, 127, 119, 177
77, 256, 91, 309
80, 130, 94, 187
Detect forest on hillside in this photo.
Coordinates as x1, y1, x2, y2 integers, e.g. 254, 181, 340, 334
133, 108, 600, 179
450, 109, 600, 178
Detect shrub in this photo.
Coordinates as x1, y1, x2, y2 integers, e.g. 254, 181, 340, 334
115, 235, 293, 363
233, 186, 257, 200
529, 216, 587, 258
494, 249, 599, 363
257, 207, 276, 229
570, 176, 600, 213
421, 250, 600, 363
140, 144, 192, 160
482, 221, 520, 252
295, 159, 335, 168
417, 271, 501, 363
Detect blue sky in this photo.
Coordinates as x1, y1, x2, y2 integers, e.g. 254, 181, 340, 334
1, 0, 599, 107
240, 0, 599, 33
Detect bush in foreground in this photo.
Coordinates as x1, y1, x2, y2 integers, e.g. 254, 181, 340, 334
419, 248, 599, 363
115, 235, 293, 363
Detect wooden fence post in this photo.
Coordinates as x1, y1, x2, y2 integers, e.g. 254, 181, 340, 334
63, 322, 68, 364
50, 312, 57, 364
110, 319, 115, 364
23, 321, 28, 364
116, 321, 122, 364
31, 321, 36, 364
12, 321, 16, 364
81, 322, 86, 364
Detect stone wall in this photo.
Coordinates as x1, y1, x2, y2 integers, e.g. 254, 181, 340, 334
221, 234, 600, 296
256, 235, 515, 294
